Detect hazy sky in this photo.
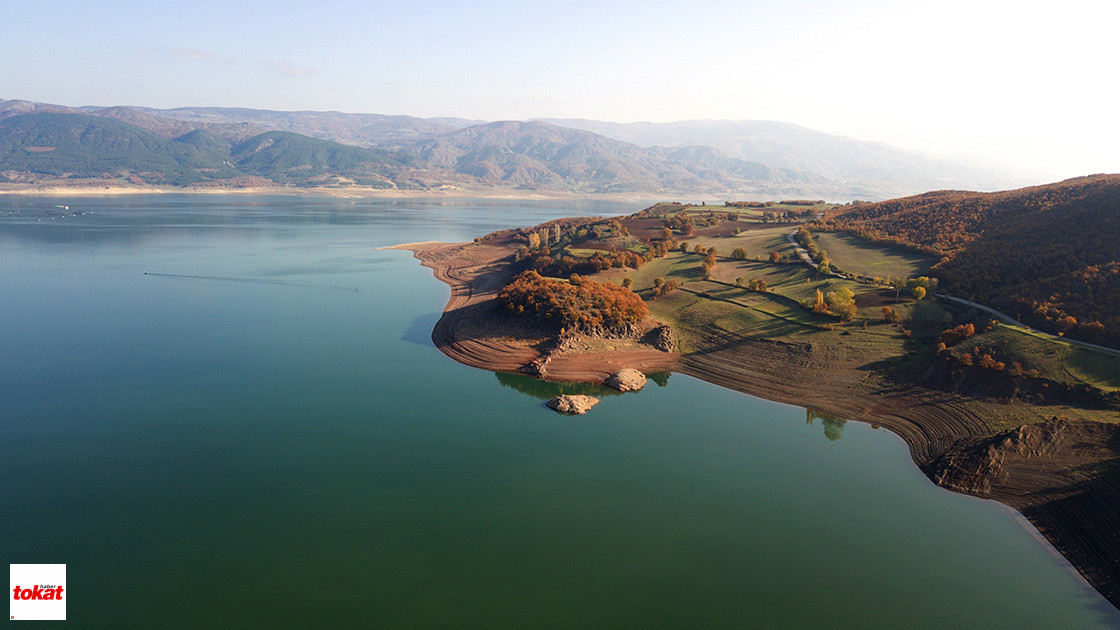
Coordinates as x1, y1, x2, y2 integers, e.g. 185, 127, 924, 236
3, 0, 1116, 180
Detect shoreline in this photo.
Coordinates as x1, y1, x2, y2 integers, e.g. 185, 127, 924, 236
397, 237, 1120, 612
0, 183, 662, 203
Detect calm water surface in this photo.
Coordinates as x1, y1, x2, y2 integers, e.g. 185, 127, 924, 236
2, 195, 1117, 628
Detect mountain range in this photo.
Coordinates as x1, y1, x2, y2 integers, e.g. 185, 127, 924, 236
0, 98, 1032, 198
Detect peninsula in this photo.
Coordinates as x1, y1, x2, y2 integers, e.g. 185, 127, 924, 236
400, 175, 1120, 609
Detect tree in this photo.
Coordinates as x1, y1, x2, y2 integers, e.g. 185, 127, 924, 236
825, 287, 857, 321
622, 277, 633, 288
881, 306, 901, 324
731, 247, 747, 260
812, 289, 828, 314
660, 227, 673, 240
817, 261, 831, 275
769, 251, 781, 263
911, 286, 926, 300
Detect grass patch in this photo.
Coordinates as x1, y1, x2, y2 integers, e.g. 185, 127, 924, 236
814, 232, 936, 280
954, 324, 1120, 392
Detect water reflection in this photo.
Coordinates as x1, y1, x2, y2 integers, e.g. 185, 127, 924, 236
495, 372, 620, 399
806, 408, 848, 441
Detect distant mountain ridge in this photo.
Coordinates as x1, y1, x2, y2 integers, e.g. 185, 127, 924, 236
0, 113, 413, 187
0, 98, 1034, 197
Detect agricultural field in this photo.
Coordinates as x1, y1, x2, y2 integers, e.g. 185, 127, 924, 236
813, 232, 937, 280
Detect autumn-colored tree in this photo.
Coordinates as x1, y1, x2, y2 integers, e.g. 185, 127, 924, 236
731, 247, 747, 259
769, 251, 781, 263
812, 289, 828, 314
498, 270, 648, 334
825, 287, 857, 321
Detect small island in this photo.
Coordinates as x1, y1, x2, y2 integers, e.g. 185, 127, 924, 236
400, 175, 1120, 608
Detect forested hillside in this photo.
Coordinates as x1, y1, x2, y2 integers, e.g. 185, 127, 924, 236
0, 113, 414, 186
828, 175, 1120, 347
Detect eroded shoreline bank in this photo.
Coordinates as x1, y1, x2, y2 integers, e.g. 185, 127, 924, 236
395, 238, 1120, 612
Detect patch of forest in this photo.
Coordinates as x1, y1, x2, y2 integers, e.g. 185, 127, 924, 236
826, 174, 1120, 347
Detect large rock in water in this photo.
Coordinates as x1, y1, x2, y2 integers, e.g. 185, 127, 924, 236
604, 368, 647, 392
547, 394, 600, 415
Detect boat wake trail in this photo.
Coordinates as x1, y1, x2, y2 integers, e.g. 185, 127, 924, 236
143, 272, 360, 293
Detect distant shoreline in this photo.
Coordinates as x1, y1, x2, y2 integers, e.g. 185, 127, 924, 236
0, 183, 666, 203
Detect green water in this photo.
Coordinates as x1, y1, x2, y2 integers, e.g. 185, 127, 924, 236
2, 195, 1116, 628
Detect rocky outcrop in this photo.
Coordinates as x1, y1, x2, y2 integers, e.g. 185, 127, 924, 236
547, 394, 600, 415
604, 368, 647, 392
644, 325, 675, 352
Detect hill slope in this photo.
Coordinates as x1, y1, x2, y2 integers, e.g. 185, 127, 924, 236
534, 118, 1030, 195
0, 112, 416, 186
830, 174, 1120, 346
403, 120, 826, 193
0, 113, 234, 184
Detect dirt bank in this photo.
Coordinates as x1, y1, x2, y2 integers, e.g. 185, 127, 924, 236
397, 238, 1120, 612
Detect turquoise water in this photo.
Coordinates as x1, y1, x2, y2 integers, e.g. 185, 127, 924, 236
2, 195, 1117, 628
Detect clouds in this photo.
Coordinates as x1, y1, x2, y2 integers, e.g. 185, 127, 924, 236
166, 47, 315, 79
262, 60, 317, 79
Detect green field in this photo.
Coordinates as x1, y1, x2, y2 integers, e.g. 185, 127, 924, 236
953, 324, 1120, 392
682, 225, 798, 260
813, 232, 936, 280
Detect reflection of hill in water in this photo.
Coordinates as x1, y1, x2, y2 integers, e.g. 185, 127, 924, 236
495, 371, 670, 400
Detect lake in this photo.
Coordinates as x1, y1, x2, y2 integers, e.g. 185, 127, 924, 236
2, 195, 1117, 628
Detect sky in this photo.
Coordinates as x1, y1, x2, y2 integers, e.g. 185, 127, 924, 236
3, 0, 1116, 180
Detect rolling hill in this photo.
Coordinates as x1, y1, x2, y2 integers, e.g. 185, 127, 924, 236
1, 98, 1028, 198
401, 120, 826, 194
0, 112, 416, 187
828, 174, 1120, 347
533, 118, 1031, 194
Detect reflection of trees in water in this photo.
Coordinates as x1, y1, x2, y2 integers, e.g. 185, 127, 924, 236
806, 408, 847, 441
494, 371, 671, 400
494, 372, 618, 400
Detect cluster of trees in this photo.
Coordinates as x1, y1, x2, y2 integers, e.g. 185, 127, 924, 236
736, 277, 769, 292
664, 211, 730, 236
498, 270, 648, 334
779, 200, 826, 206
806, 287, 857, 321
794, 226, 829, 267
517, 246, 648, 278
726, 201, 774, 208
650, 277, 681, 298
936, 323, 975, 351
